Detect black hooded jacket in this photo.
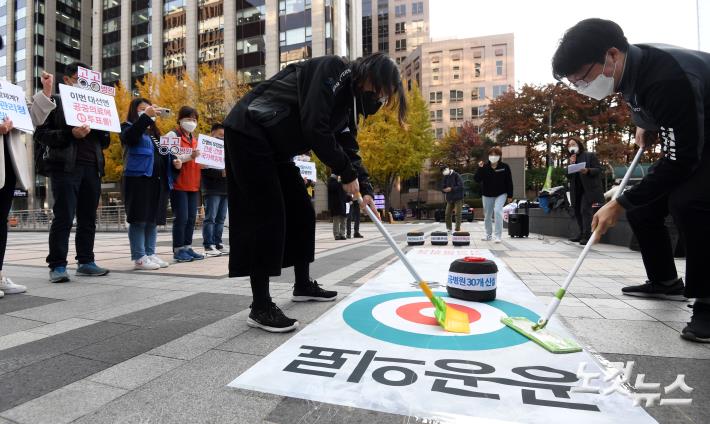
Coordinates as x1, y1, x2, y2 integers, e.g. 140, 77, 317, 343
223, 56, 373, 197
616, 44, 710, 210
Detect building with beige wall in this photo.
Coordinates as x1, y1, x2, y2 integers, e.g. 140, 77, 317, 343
394, 33, 515, 209
360, 0, 428, 64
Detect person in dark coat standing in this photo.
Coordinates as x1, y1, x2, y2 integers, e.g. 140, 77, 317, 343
474, 146, 513, 242
327, 174, 348, 240
440, 166, 464, 233
223, 53, 407, 332
566, 137, 604, 245
201, 123, 228, 257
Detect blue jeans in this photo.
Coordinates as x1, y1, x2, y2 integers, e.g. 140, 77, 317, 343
483, 194, 507, 238
170, 190, 198, 249
128, 222, 157, 260
202, 194, 228, 248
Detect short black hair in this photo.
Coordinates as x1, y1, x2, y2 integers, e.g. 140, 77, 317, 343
552, 18, 629, 80
210, 123, 224, 132
177, 105, 199, 121
351, 52, 407, 125
126, 97, 161, 139
64, 61, 91, 79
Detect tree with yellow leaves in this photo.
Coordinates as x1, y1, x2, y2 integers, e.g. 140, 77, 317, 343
357, 84, 434, 209
103, 81, 133, 182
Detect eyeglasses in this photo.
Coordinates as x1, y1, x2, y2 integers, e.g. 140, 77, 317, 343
566, 63, 595, 90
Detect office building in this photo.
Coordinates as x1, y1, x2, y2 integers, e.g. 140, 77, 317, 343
360, 0, 428, 64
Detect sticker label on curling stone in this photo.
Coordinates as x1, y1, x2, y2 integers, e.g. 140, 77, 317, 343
407, 235, 425, 242
447, 272, 497, 291
431, 235, 448, 242
452, 235, 470, 243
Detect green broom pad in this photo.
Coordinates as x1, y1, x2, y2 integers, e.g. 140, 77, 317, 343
501, 317, 582, 354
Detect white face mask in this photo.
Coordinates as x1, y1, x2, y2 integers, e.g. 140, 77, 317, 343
180, 119, 197, 133
569, 145, 579, 154
138, 111, 157, 122
575, 54, 617, 101
489, 155, 500, 163
442, 168, 451, 176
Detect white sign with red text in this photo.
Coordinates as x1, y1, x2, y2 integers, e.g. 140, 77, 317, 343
58, 84, 121, 133
195, 134, 225, 169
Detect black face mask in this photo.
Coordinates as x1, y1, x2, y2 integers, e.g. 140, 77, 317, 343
356, 91, 383, 117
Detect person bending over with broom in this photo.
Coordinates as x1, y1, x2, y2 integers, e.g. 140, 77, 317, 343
223, 53, 407, 333
552, 18, 710, 343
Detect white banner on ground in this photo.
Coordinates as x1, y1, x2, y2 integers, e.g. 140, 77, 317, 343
229, 248, 658, 424
295, 160, 317, 181
195, 134, 225, 169
0, 80, 34, 133
58, 84, 121, 133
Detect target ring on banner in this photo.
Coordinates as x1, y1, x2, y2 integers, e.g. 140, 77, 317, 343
343, 291, 539, 350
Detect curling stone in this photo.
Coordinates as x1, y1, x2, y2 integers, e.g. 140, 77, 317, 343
451, 231, 471, 246
406, 231, 425, 246
446, 256, 498, 302
430, 231, 449, 246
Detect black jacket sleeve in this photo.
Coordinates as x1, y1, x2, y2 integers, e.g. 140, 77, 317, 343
299, 58, 358, 184
34, 96, 73, 148
473, 165, 485, 183
335, 128, 373, 197
120, 114, 153, 147
618, 78, 704, 210
505, 165, 514, 198
586, 152, 602, 177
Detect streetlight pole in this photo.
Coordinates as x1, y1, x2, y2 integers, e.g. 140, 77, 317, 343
547, 95, 553, 168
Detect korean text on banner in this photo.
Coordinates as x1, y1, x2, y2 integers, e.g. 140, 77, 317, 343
158, 136, 192, 156
195, 134, 225, 169
295, 161, 317, 181
58, 84, 121, 133
0, 80, 34, 133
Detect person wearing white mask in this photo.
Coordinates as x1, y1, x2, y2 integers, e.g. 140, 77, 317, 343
440, 166, 464, 234
552, 18, 710, 342
566, 137, 604, 246
474, 147, 513, 243
164, 106, 203, 263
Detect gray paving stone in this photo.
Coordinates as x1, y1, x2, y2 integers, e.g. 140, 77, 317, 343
193, 310, 251, 339
0, 354, 110, 413
23, 283, 121, 301
579, 298, 632, 309
0, 322, 136, 374
0, 380, 126, 424
73, 350, 282, 424
555, 305, 603, 319
593, 307, 656, 321
622, 299, 691, 310
0, 316, 43, 337
87, 354, 184, 390
0, 295, 60, 315
0, 332, 47, 351
266, 397, 425, 424
565, 318, 710, 359
603, 353, 710, 424
26, 318, 99, 336
147, 333, 227, 360
641, 308, 693, 323
216, 327, 299, 356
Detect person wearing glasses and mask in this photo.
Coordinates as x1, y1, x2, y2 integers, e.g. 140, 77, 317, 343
474, 147, 513, 243
566, 137, 604, 246
552, 18, 710, 342
223, 53, 407, 332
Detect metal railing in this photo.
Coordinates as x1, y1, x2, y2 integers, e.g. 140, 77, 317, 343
7, 206, 208, 232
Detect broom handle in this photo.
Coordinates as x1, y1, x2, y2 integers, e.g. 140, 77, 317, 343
537, 147, 645, 326
357, 194, 428, 289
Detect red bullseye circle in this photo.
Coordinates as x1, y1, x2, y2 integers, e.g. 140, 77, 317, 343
395, 302, 481, 326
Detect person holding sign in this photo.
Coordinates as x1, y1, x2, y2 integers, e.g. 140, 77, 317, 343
566, 137, 604, 245
120, 98, 174, 270
34, 62, 111, 283
201, 123, 228, 257
0, 70, 57, 297
165, 106, 204, 263
223, 53, 406, 332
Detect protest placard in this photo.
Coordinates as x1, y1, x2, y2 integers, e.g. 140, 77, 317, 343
58, 84, 121, 133
77, 66, 116, 96
158, 136, 192, 156
0, 80, 34, 133
295, 160, 317, 181
195, 134, 225, 169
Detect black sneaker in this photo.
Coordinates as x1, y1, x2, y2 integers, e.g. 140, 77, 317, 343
354, 233, 364, 238
579, 238, 589, 246
247, 303, 299, 333
569, 236, 581, 242
621, 278, 687, 301
681, 302, 710, 343
292, 280, 337, 302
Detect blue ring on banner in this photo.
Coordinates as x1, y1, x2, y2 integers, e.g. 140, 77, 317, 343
342, 291, 539, 350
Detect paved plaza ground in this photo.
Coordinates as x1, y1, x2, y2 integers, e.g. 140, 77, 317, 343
0, 221, 707, 423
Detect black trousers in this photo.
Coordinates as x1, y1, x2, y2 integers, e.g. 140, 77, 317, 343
225, 120, 315, 278
0, 142, 16, 271
47, 164, 101, 269
573, 191, 595, 239
626, 154, 710, 298
347, 201, 360, 235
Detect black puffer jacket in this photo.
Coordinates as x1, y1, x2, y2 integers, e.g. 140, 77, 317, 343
617, 44, 710, 210
223, 56, 373, 197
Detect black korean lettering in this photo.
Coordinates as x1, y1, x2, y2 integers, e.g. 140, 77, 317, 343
511, 366, 578, 383
425, 371, 500, 399
283, 345, 360, 378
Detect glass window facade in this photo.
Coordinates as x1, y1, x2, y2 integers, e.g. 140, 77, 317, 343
361, 0, 372, 56
198, 0, 224, 68
0, 0, 8, 79
131, 0, 152, 85
102, 0, 121, 84
376, 0, 388, 52
237, 0, 265, 83
278, 0, 311, 70
163, 0, 186, 77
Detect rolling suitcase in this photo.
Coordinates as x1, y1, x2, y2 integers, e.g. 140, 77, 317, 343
508, 201, 529, 238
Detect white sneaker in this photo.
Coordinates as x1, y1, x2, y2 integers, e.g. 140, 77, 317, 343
481, 235, 492, 241
493, 237, 502, 243
134, 256, 160, 270
217, 245, 229, 254
0, 289, 4, 298
205, 245, 222, 257
0, 277, 27, 294
148, 255, 169, 268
